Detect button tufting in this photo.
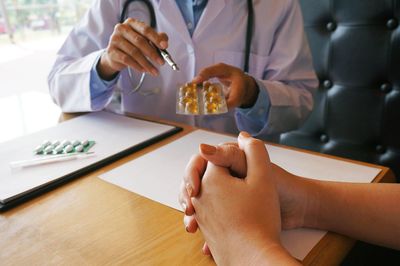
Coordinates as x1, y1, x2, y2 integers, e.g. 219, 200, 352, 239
323, 80, 333, 89
320, 134, 329, 143
387, 19, 398, 29
326, 22, 336, 31
380, 83, 392, 93
376, 145, 386, 154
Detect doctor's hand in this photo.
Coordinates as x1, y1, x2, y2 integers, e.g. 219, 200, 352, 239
189, 133, 298, 265
192, 63, 259, 109
97, 18, 168, 80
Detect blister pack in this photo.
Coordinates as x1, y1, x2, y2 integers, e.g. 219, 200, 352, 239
34, 140, 95, 155
176, 82, 228, 115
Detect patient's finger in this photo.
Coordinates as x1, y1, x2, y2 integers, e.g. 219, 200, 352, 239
199, 143, 247, 178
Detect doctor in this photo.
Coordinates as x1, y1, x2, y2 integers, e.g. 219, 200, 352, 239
48, 0, 318, 140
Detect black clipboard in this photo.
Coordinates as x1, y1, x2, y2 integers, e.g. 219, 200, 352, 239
0, 112, 182, 211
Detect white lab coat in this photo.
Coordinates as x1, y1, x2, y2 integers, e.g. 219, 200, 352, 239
48, 0, 318, 140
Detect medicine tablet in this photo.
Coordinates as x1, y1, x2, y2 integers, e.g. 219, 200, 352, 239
52, 140, 60, 147
61, 140, 71, 147
72, 140, 81, 147
42, 140, 51, 147
75, 145, 84, 152
34, 145, 45, 154
53, 144, 64, 154
81, 140, 89, 147
44, 145, 54, 154
64, 144, 74, 153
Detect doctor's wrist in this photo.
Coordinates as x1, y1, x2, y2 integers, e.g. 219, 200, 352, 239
240, 75, 259, 109
97, 53, 120, 81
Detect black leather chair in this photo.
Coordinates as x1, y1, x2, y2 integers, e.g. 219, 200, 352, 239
280, 0, 400, 264
281, 0, 400, 181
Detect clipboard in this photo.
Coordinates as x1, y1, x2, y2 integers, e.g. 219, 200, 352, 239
0, 111, 182, 211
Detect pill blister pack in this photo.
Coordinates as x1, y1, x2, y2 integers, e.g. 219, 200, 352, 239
176, 82, 228, 115
34, 140, 95, 155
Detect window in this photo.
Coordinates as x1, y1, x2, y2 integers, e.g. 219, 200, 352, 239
0, 0, 91, 143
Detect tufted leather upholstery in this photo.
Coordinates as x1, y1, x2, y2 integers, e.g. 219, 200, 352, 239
280, 0, 400, 182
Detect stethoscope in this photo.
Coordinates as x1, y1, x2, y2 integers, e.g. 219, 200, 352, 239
120, 0, 253, 94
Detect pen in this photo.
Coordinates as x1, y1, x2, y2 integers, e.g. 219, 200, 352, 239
9, 152, 96, 169
158, 48, 180, 71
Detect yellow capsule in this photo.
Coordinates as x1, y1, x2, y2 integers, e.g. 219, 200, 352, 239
185, 101, 199, 114
185, 90, 197, 99
207, 85, 219, 94
179, 96, 193, 105
203, 82, 211, 90
204, 91, 218, 101
178, 86, 188, 97
205, 102, 218, 113
207, 95, 222, 104
184, 82, 197, 91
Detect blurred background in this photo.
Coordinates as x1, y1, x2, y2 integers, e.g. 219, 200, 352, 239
0, 0, 91, 143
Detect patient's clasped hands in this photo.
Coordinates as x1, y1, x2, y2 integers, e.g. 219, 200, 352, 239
179, 132, 306, 265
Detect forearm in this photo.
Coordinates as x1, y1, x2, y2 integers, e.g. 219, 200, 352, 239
250, 244, 300, 266
48, 52, 102, 112
217, 237, 300, 266
306, 181, 400, 250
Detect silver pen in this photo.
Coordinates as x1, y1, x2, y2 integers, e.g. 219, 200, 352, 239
159, 48, 180, 71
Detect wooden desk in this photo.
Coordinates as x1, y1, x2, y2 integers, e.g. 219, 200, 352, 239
0, 114, 395, 265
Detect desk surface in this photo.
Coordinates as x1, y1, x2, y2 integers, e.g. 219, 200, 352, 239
0, 113, 395, 265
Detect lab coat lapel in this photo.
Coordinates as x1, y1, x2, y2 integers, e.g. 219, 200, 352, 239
156, 0, 192, 45
193, 0, 226, 39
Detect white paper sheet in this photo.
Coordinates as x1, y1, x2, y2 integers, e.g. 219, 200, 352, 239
99, 130, 382, 260
0, 111, 177, 204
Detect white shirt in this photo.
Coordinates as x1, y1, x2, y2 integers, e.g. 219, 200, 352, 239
48, 0, 318, 141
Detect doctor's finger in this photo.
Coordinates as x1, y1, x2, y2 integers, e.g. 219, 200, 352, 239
109, 36, 156, 73
114, 24, 163, 71
125, 18, 169, 50
225, 79, 245, 108
108, 48, 145, 73
192, 63, 231, 83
